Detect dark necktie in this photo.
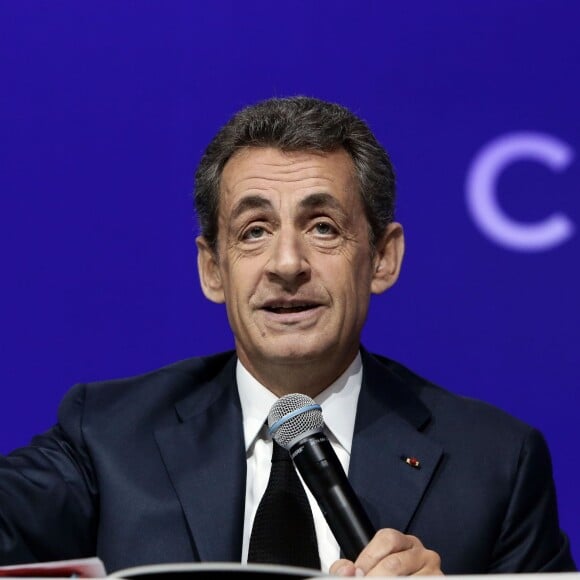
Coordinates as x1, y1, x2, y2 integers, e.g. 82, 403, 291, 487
248, 440, 321, 569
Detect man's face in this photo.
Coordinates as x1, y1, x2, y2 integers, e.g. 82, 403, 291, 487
197, 147, 403, 386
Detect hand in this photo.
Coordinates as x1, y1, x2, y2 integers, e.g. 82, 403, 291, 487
330, 529, 443, 576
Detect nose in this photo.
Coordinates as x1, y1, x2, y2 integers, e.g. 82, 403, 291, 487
266, 227, 310, 286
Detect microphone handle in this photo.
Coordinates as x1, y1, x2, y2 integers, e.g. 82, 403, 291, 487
289, 433, 376, 562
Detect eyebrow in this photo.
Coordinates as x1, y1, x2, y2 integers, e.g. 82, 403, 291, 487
299, 192, 346, 215
229, 192, 347, 221
230, 195, 274, 221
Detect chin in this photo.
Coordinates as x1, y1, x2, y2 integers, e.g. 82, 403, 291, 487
260, 342, 334, 365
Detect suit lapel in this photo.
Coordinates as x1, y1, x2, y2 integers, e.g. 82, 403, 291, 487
154, 354, 246, 562
349, 350, 444, 533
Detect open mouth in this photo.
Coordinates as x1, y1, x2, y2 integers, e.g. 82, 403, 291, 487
264, 304, 317, 314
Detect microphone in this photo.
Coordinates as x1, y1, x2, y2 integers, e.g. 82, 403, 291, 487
268, 393, 376, 562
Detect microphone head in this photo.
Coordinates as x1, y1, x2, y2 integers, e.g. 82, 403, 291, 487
268, 393, 324, 450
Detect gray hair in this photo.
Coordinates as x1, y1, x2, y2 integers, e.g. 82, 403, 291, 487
194, 96, 396, 252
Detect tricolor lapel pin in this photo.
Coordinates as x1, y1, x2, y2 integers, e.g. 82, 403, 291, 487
402, 455, 421, 469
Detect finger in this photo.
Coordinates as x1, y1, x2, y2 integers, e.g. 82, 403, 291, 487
354, 529, 415, 574
329, 558, 359, 577
365, 544, 443, 576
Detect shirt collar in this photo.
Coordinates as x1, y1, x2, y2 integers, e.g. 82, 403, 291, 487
237, 353, 363, 455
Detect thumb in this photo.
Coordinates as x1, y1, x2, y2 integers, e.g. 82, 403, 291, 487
329, 559, 359, 577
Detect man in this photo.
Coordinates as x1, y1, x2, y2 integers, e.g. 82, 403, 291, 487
0, 97, 575, 575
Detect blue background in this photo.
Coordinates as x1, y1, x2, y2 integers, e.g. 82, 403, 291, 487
1, 0, 578, 565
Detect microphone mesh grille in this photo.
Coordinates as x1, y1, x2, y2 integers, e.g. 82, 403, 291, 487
268, 393, 324, 449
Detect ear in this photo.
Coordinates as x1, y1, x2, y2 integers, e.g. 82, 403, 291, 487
370, 222, 405, 295
196, 236, 226, 304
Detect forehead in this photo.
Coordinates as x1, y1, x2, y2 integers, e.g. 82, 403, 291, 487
219, 147, 357, 205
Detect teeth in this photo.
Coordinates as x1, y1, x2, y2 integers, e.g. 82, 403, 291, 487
267, 304, 313, 313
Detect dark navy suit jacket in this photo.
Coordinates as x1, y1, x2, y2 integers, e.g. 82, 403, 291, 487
0, 350, 575, 573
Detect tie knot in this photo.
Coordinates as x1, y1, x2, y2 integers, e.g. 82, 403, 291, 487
272, 440, 291, 462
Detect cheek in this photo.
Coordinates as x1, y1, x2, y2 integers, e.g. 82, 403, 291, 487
344, 251, 374, 287
222, 263, 261, 305
325, 265, 372, 311
345, 263, 374, 312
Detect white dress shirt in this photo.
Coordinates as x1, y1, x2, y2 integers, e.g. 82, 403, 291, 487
237, 353, 363, 572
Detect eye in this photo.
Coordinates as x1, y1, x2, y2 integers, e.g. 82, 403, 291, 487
242, 226, 266, 240
313, 221, 336, 236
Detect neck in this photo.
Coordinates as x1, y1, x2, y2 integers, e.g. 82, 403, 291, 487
237, 349, 359, 398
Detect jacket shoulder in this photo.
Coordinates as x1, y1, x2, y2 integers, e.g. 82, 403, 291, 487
367, 351, 533, 439
57, 351, 237, 428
